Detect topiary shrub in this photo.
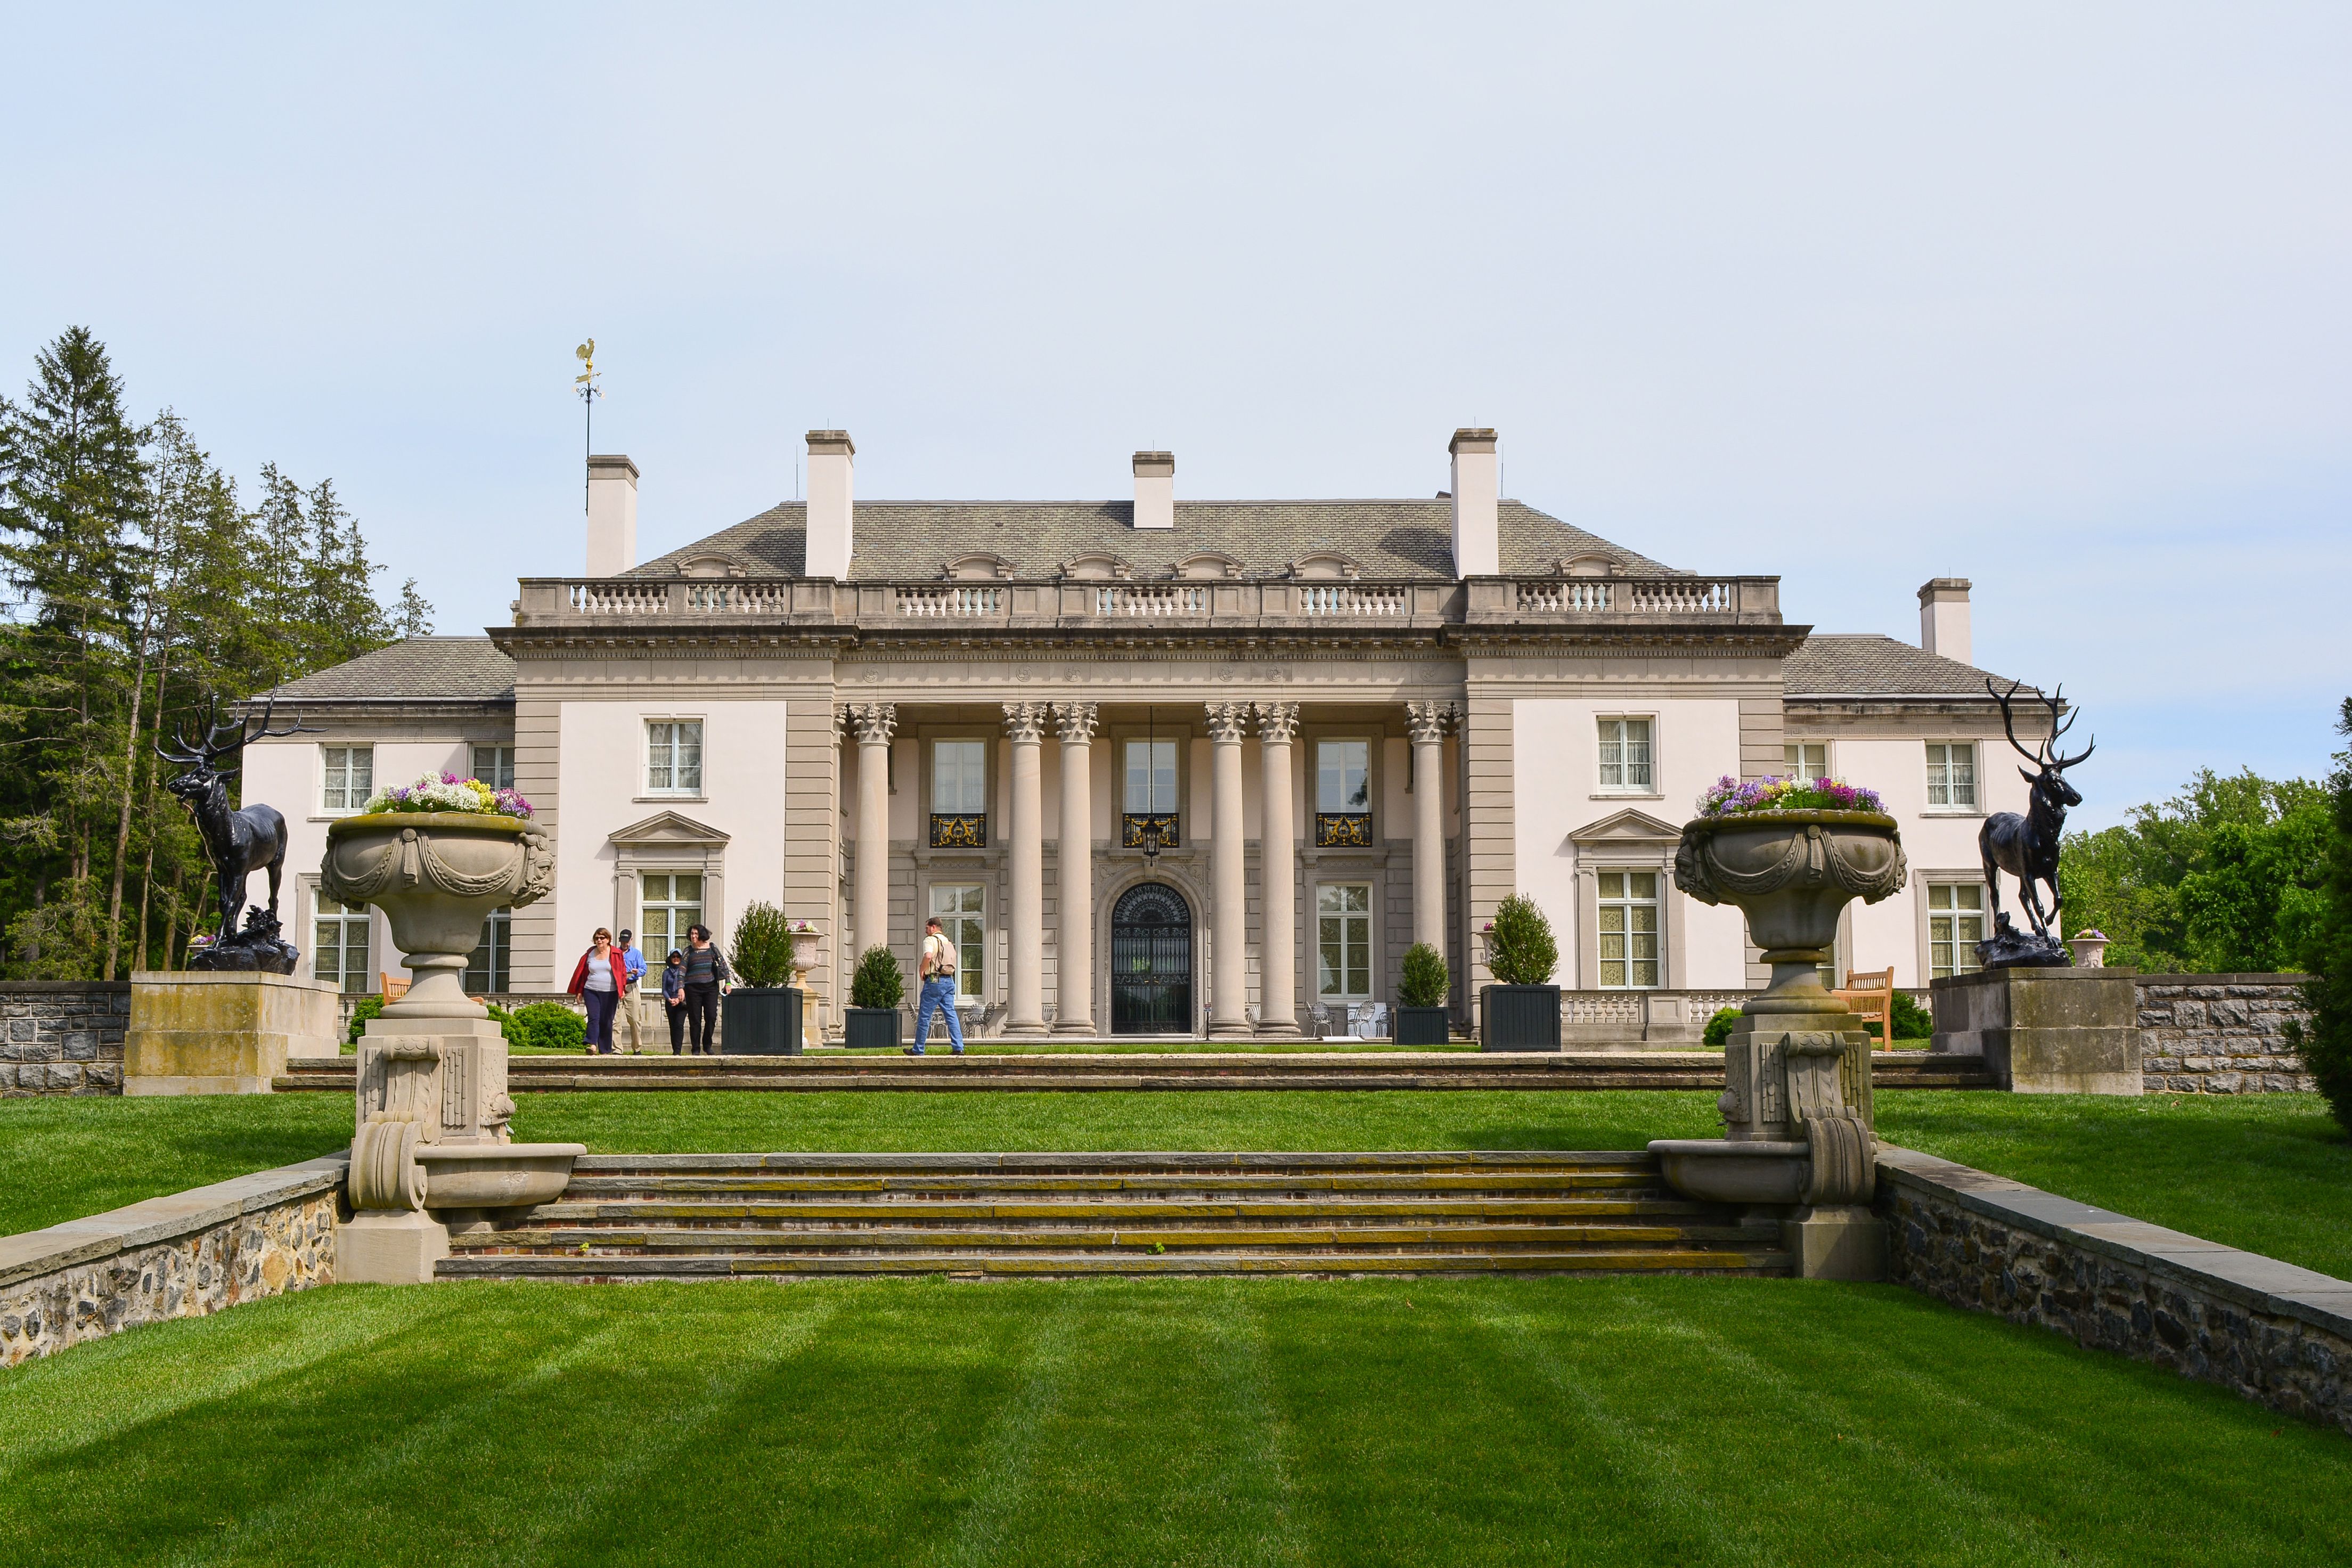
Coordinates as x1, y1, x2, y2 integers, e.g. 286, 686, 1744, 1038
345, 993, 385, 1047
851, 945, 905, 1011
507, 1000, 587, 1054
1483, 894, 1558, 986
729, 900, 796, 989
1703, 1006, 1742, 1047
1399, 942, 1450, 1008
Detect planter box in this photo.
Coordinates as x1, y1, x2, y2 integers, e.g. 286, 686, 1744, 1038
1394, 1005, 1451, 1046
721, 987, 803, 1056
1480, 985, 1562, 1052
843, 1007, 901, 1050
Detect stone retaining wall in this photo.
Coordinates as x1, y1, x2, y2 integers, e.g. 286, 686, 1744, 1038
1876, 1145, 2351, 1435
2136, 973, 2313, 1093
0, 1155, 346, 1367
0, 981, 129, 1096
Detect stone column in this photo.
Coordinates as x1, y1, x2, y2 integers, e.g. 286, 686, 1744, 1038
1205, 701, 1254, 1039
1051, 701, 1099, 1035
1406, 701, 1454, 954
1003, 702, 1049, 1036
1254, 702, 1301, 1037
846, 704, 896, 964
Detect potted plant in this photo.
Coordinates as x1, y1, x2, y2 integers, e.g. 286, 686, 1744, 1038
845, 945, 904, 1049
1480, 894, 1562, 1050
1396, 941, 1451, 1045
722, 901, 802, 1055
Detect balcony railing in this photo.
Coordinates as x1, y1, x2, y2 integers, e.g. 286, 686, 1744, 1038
1313, 812, 1374, 847
1120, 812, 1180, 850
929, 813, 988, 848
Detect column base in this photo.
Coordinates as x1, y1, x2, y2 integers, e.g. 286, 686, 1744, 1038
335, 1210, 450, 1285
1001, 1020, 1050, 1038
1782, 1204, 1887, 1281
1051, 1019, 1098, 1036
1254, 1019, 1303, 1039
1207, 1021, 1256, 1042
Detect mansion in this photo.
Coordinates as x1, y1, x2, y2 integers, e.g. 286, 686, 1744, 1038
251, 429, 2048, 1038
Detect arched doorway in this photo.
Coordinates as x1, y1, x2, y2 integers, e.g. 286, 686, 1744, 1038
1109, 883, 1193, 1035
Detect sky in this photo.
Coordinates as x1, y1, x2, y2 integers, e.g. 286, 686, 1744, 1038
3, 3, 2346, 830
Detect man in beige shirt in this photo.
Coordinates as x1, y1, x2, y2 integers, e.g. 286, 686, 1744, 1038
908, 915, 966, 1055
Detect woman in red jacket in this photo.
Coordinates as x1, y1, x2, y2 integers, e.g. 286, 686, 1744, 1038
566, 927, 623, 1054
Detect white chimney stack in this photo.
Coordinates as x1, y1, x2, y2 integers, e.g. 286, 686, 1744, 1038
585, 454, 639, 577
1918, 577, 1972, 664
1132, 451, 1174, 530
1449, 428, 1499, 577
804, 430, 855, 580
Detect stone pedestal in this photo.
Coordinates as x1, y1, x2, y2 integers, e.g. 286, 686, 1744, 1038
1782, 1205, 1887, 1281
336, 1210, 450, 1284
1930, 966, 2141, 1095
124, 970, 342, 1095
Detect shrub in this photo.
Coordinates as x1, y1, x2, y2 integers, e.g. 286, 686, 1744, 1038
851, 945, 905, 1010
2296, 696, 2352, 1136
1399, 942, 1449, 1008
1892, 991, 1935, 1041
1703, 1006, 1742, 1046
729, 900, 796, 988
1483, 895, 1558, 987
506, 1000, 587, 1054
345, 993, 384, 1047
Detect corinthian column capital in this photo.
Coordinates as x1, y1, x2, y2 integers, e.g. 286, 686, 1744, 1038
845, 702, 897, 745
1051, 700, 1099, 745
1405, 700, 1455, 745
1253, 701, 1300, 744
1002, 701, 1049, 745
1204, 700, 1253, 744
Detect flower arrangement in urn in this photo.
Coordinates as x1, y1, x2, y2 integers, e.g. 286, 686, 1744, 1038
361, 770, 535, 819
1696, 774, 1885, 818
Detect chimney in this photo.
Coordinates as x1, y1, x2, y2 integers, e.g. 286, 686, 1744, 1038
1132, 451, 1174, 530
585, 454, 639, 577
804, 430, 855, 580
1918, 577, 1972, 664
1448, 428, 1499, 577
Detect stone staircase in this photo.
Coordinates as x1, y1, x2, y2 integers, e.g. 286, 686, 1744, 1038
435, 1150, 1793, 1281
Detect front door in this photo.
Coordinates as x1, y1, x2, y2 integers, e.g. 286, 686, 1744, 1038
1110, 883, 1193, 1034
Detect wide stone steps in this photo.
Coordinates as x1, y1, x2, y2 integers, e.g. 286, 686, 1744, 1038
434, 1151, 1793, 1281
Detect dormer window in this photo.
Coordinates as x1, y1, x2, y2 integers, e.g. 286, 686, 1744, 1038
1559, 554, 1615, 578
1174, 552, 1241, 581
675, 554, 739, 579
1059, 553, 1134, 581
1288, 551, 1361, 581
944, 553, 1016, 582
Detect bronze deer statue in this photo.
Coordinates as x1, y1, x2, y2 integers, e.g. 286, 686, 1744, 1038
1978, 678, 2093, 945
159, 695, 312, 954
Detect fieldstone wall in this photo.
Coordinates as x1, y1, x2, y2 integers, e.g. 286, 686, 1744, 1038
0, 1155, 346, 1367
0, 981, 129, 1096
1877, 1146, 2351, 1435
2136, 974, 2313, 1093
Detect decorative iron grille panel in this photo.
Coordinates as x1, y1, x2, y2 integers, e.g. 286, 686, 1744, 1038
1110, 882, 1193, 1035
1314, 812, 1374, 847
929, 813, 989, 848
1121, 813, 1179, 850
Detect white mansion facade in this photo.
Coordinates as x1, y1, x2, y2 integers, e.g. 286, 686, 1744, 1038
249, 429, 2046, 1038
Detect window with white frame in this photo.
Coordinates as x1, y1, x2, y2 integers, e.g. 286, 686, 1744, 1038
1316, 883, 1374, 1000
1785, 742, 1828, 781
1597, 870, 1662, 988
471, 745, 516, 790
933, 741, 988, 813
930, 884, 986, 996
1123, 739, 1178, 814
320, 745, 373, 814
1929, 884, 1987, 979
312, 892, 371, 993
1926, 743, 1977, 810
1316, 740, 1370, 812
646, 721, 704, 796
464, 908, 512, 994
1597, 717, 1654, 792
640, 873, 703, 969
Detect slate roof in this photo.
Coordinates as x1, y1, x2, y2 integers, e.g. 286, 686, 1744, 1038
261, 636, 516, 704
1784, 634, 2027, 699
631, 499, 1678, 581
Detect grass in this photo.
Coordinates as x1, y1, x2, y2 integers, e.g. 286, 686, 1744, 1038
6, 1090, 2348, 1279
2, 1276, 2345, 1566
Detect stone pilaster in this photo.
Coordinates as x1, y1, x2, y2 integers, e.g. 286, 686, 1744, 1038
1406, 700, 1455, 956
1254, 702, 1301, 1037
1205, 701, 1253, 1039
844, 703, 896, 964
1003, 702, 1050, 1035
1051, 702, 1099, 1034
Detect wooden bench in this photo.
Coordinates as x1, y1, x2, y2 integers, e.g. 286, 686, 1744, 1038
1831, 967, 1895, 1049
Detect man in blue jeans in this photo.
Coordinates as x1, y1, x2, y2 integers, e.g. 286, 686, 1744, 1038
908, 915, 965, 1055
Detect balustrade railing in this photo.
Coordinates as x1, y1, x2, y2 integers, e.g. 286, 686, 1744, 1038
683, 582, 791, 613
1295, 584, 1407, 616
566, 582, 670, 615
897, 585, 1005, 618
1095, 584, 1208, 616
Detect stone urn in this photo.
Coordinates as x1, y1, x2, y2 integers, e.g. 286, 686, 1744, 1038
320, 811, 584, 1282
2067, 929, 2111, 968
1647, 811, 1907, 1277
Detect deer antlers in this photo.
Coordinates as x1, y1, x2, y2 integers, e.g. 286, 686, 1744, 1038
1986, 677, 2094, 773
157, 695, 314, 769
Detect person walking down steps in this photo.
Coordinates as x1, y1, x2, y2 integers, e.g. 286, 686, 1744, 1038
567, 928, 623, 1055
908, 914, 965, 1056
681, 924, 731, 1055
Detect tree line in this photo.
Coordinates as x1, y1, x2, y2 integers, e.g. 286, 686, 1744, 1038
0, 326, 426, 980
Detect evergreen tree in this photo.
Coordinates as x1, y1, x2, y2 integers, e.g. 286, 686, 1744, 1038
2297, 699, 2352, 1135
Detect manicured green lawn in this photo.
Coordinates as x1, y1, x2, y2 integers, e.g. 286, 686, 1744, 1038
2, 1277, 2343, 1566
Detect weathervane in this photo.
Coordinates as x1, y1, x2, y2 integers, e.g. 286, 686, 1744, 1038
574, 338, 602, 514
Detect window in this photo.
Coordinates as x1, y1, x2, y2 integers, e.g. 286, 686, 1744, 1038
471, 745, 516, 790
931, 740, 990, 847
930, 884, 986, 995
464, 909, 512, 994
646, 721, 704, 796
1598, 718, 1653, 792
1316, 741, 1370, 812
1926, 743, 1977, 810
321, 745, 373, 813
1785, 743, 1827, 781
1929, 884, 1987, 979
1316, 883, 1373, 1000
640, 873, 704, 970
1597, 870, 1662, 988
1123, 739, 1177, 814
312, 893, 371, 993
